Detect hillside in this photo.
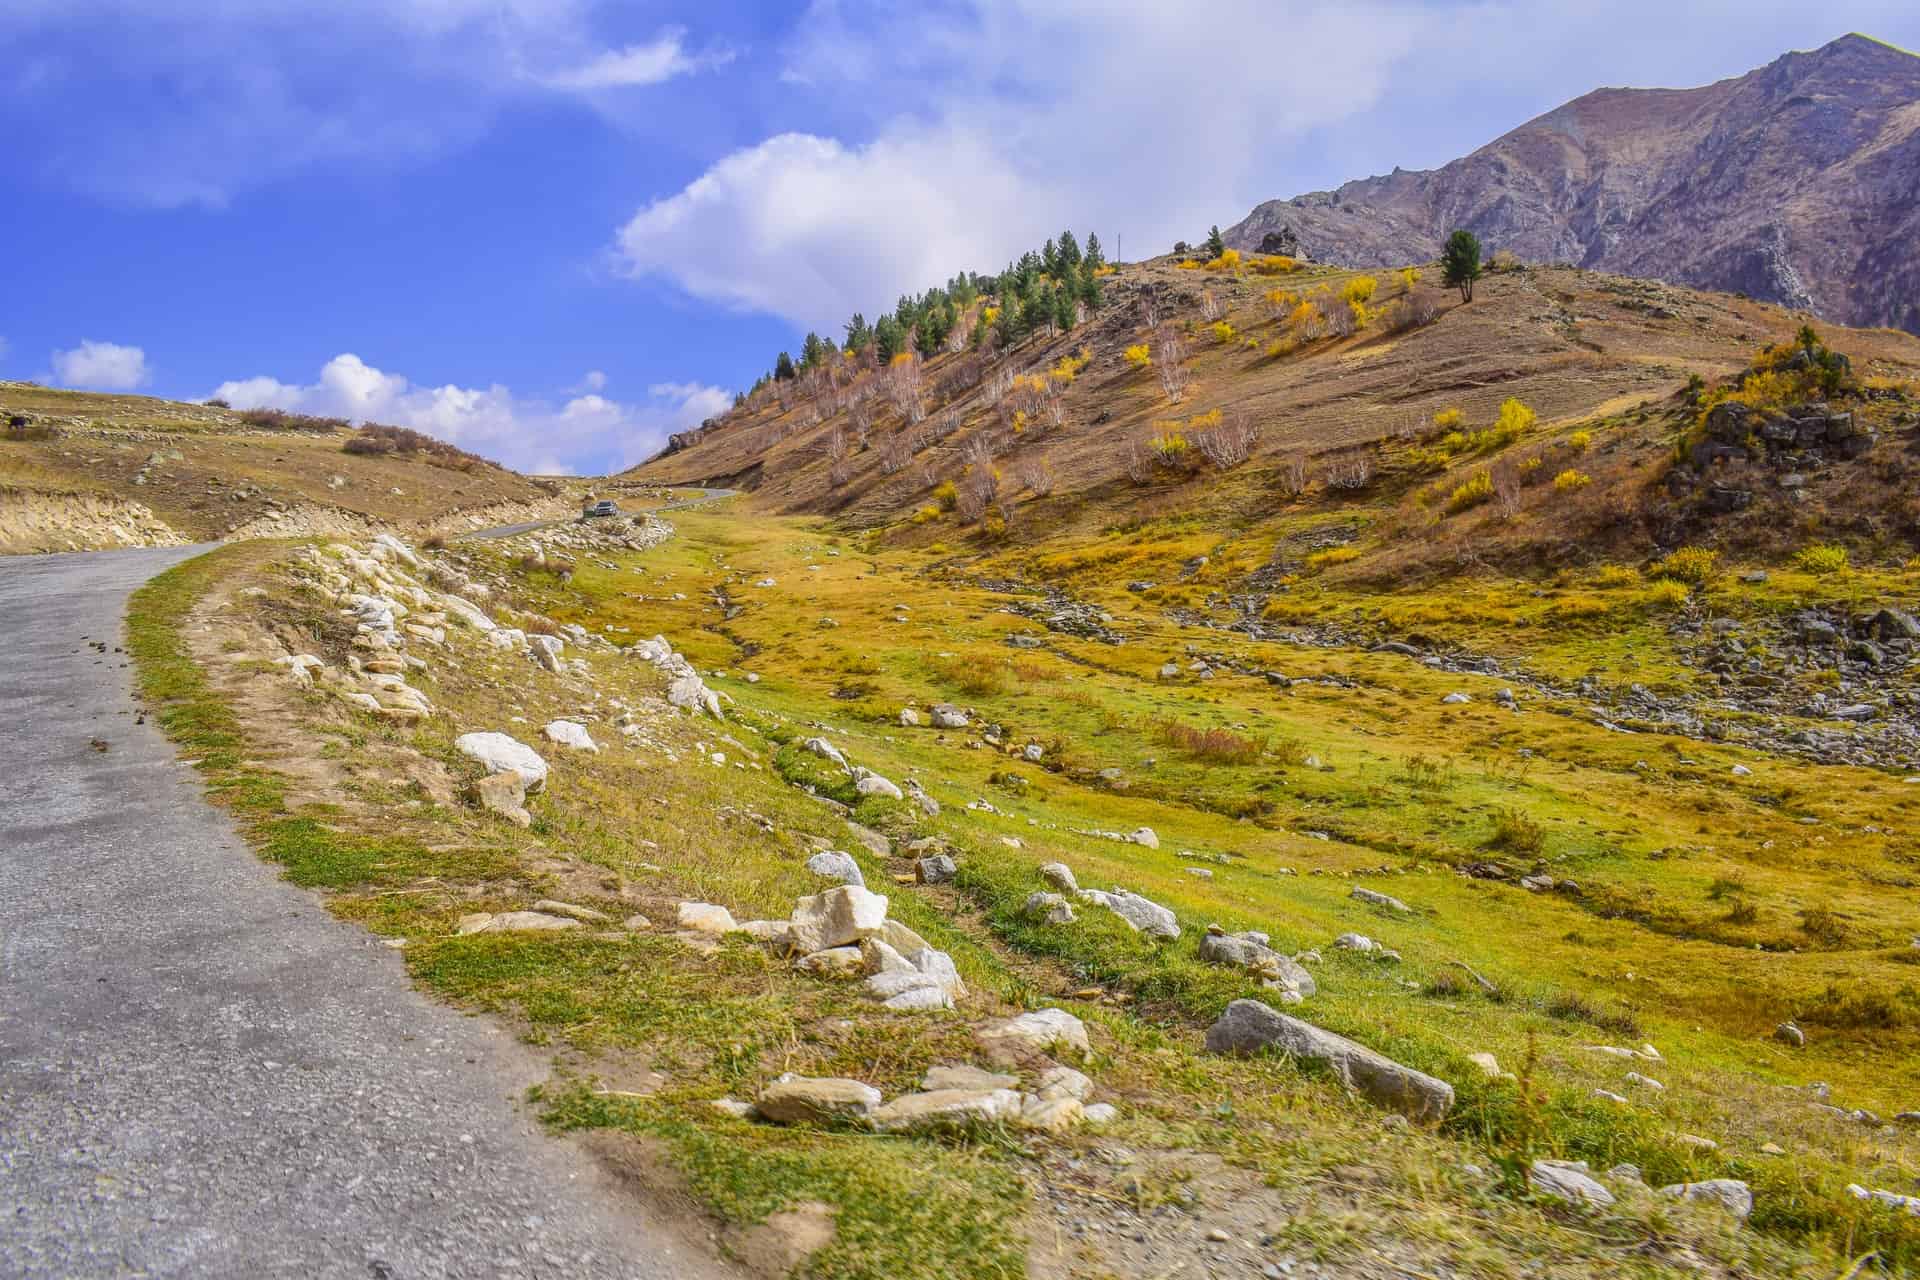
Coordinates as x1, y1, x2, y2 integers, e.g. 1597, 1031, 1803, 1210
1225, 33, 1920, 335
0, 382, 575, 553
630, 253, 1920, 579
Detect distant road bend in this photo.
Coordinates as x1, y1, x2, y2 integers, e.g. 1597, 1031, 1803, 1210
0, 547, 736, 1279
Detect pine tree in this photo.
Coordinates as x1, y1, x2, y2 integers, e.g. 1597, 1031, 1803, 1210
1052, 283, 1076, 332
1084, 232, 1104, 270
1079, 263, 1103, 309
773, 351, 797, 381
844, 313, 872, 353
875, 316, 905, 362
1205, 225, 1226, 260
800, 332, 826, 369
1041, 238, 1061, 278
1057, 230, 1080, 269
1441, 230, 1483, 302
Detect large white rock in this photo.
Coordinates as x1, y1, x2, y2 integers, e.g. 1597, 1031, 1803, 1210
677, 902, 740, 934
454, 732, 550, 792
440, 595, 495, 631
800, 737, 849, 770
804, 850, 865, 887
542, 720, 599, 753
1038, 862, 1078, 893
852, 770, 903, 800
1657, 1180, 1753, 1220
1529, 1160, 1615, 1208
756, 1076, 882, 1125
788, 885, 889, 956
1089, 889, 1180, 939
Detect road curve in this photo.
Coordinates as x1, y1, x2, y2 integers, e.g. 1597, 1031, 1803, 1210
0, 548, 735, 1280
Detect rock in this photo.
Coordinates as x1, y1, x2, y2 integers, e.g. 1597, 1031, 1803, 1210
1082, 1102, 1118, 1126
1038, 862, 1079, 893
1036, 1066, 1093, 1101
1658, 1180, 1753, 1220
915, 854, 956, 884
868, 1088, 1022, 1134
667, 673, 722, 718
1334, 932, 1377, 953
978, 1008, 1089, 1058
1021, 743, 1044, 762
708, 1097, 755, 1120
800, 736, 848, 769
1675, 1134, 1718, 1152
1868, 608, 1920, 641
542, 719, 599, 753
1846, 1184, 1920, 1215
454, 732, 549, 791
1197, 932, 1317, 996
531, 899, 610, 924
1088, 889, 1179, 939
878, 919, 930, 956
1023, 892, 1076, 924
1019, 1096, 1085, 1132
787, 885, 890, 955
738, 919, 791, 947
528, 633, 566, 672
1466, 1052, 1504, 1081
677, 902, 740, 934
1624, 1071, 1664, 1091
1129, 827, 1159, 849
755, 1076, 883, 1126
908, 947, 966, 998
472, 769, 532, 827
923, 1065, 1019, 1092
804, 850, 865, 887
795, 946, 866, 978
865, 970, 948, 1003
1442, 692, 1472, 705
1774, 1021, 1805, 1047
1203, 999, 1453, 1123
1730, 764, 1753, 777
881, 985, 954, 1012
467, 910, 581, 935
1528, 1159, 1615, 1208
1350, 887, 1411, 913
930, 703, 968, 729
852, 770, 904, 800
623, 913, 653, 931
898, 708, 920, 727
860, 938, 916, 975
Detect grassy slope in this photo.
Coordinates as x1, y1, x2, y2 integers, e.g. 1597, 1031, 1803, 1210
129, 528, 1915, 1278
1, 382, 554, 548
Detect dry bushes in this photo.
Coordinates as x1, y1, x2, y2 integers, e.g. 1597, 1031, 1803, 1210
247, 408, 352, 432
1153, 330, 1190, 403
342, 424, 499, 471
1192, 407, 1259, 469
1155, 719, 1266, 764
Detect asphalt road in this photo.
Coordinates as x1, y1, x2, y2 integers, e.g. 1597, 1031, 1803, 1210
0, 547, 734, 1280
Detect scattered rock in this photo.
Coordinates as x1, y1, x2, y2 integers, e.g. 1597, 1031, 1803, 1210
923, 1064, 1018, 1092
454, 731, 549, 791
755, 1076, 883, 1126
1023, 891, 1076, 924
458, 910, 581, 935
915, 854, 956, 884
1529, 1160, 1615, 1208
930, 703, 968, 729
788, 885, 890, 955
804, 850, 865, 887
677, 902, 740, 935
1039, 862, 1079, 893
978, 1008, 1089, 1058
1658, 1180, 1753, 1220
1197, 932, 1316, 997
796, 946, 866, 978
1203, 999, 1453, 1123
542, 719, 599, 753
531, 899, 609, 924
1774, 1021, 1805, 1047
472, 769, 532, 827
869, 1088, 1022, 1134
1350, 887, 1410, 913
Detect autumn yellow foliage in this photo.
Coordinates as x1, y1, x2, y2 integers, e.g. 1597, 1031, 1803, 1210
1123, 343, 1152, 370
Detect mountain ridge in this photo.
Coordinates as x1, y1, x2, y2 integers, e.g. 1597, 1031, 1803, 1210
1226, 33, 1920, 334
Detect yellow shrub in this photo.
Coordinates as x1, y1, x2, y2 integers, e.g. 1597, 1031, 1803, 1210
1149, 424, 1190, 461
1650, 546, 1718, 584
1252, 255, 1297, 275
1264, 338, 1294, 360
910, 505, 940, 525
1203, 249, 1242, 271
1209, 321, 1237, 344
1439, 431, 1469, 454
1306, 545, 1362, 569
1447, 471, 1494, 513
1552, 469, 1592, 491
1123, 343, 1152, 370
1398, 267, 1421, 290
932, 480, 958, 511
1342, 276, 1378, 305
1187, 409, 1222, 431
1050, 348, 1092, 384
1519, 455, 1543, 473
1568, 429, 1592, 451
1493, 397, 1536, 441
889, 351, 915, 368
1593, 565, 1641, 589
1647, 579, 1692, 609
1433, 407, 1465, 432
1176, 258, 1200, 271
981, 306, 1000, 325
1287, 301, 1317, 330
1794, 543, 1849, 576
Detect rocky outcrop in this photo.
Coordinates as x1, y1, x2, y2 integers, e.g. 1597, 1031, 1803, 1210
1203, 999, 1453, 1123
1226, 35, 1920, 335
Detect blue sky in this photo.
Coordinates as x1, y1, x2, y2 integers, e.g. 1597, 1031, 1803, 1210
5, 2, 1917, 473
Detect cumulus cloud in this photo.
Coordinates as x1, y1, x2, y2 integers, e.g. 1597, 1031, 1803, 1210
614, 1, 1418, 331
571, 369, 609, 393
210, 354, 726, 474
540, 28, 733, 90
51, 339, 151, 390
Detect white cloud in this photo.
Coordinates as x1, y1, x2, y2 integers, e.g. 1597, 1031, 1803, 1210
615, 1, 1420, 331
540, 28, 733, 91
51, 340, 151, 390
572, 369, 609, 393
210, 354, 726, 473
